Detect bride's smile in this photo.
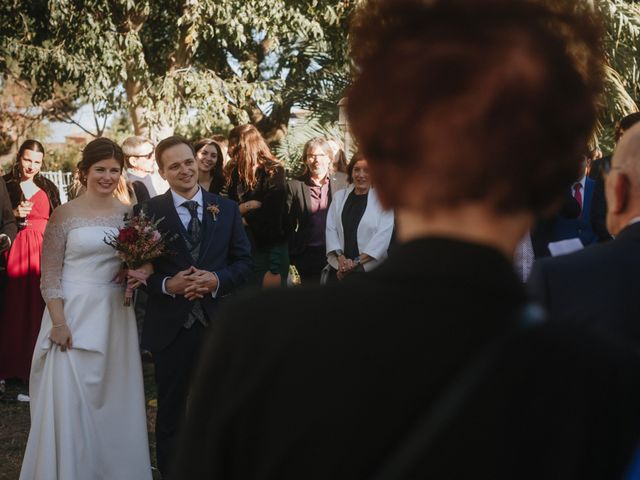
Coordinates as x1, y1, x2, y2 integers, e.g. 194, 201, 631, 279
85, 159, 122, 195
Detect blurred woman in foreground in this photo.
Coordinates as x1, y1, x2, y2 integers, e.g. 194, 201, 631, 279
173, 1, 640, 478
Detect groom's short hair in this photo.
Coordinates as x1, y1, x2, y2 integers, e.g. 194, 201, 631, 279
155, 136, 196, 169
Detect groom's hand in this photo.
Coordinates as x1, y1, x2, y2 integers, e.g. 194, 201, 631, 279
165, 266, 198, 296
184, 269, 218, 300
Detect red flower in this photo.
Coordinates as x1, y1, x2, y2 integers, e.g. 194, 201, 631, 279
117, 227, 138, 244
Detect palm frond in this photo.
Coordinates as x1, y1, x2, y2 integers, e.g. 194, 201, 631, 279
273, 119, 344, 176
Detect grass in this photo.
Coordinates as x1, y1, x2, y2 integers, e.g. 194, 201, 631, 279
0, 357, 161, 480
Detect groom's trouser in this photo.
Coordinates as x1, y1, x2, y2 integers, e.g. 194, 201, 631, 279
153, 321, 205, 476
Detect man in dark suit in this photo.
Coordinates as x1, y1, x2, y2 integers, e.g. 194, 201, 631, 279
553, 158, 599, 246
530, 191, 581, 258
529, 123, 640, 350
287, 138, 348, 283
134, 136, 252, 476
0, 176, 17, 289
171, 2, 640, 478
0, 176, 16, 251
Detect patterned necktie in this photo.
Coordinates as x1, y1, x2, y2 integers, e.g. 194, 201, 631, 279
182, 200, 201, 243
515, 232, 535, 282
573, 183, 583, 214
181, 200, 207, 329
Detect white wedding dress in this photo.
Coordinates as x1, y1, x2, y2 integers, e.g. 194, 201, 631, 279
19, 214, 152, 480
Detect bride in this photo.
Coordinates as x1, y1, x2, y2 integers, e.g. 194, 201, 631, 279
19, 138, 152, 480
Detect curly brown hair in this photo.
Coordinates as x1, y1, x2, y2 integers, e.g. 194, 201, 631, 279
347, 0, 604, 215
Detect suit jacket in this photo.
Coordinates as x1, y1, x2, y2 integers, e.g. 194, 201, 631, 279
134, 189, 252, 352
528, 221, 640, 350
589, 173, 612, 242
325, 186, 394, 271
172, 237, 640, 479
554, 177, 598, 246
0, 176, 17, 243
530, 192, 580, 258
286, 171, 347, 257
0, 176, 17, 275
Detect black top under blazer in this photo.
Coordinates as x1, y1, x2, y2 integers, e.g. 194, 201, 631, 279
528, 221, 640, 350
171, 237, 640, 479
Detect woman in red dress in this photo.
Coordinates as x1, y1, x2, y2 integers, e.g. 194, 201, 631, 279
0, 140, 60, 393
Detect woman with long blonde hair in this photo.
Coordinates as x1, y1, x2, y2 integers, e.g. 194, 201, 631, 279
226, 124, 289, 288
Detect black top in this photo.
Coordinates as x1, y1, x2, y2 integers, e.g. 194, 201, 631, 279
171, 237, 640, 479
227, 165, 288, 248
342, 189, 368, 259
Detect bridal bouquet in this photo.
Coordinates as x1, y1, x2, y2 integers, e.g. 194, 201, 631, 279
104, 212, 176, 306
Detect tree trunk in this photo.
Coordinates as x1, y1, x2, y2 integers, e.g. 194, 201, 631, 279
250, 102, 293, 144
124, 78, 149, 137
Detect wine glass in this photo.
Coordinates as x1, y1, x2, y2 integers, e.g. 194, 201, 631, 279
17, 200, 33, 229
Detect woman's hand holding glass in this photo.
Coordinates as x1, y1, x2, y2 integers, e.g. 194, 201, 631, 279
15, 200, 33, 227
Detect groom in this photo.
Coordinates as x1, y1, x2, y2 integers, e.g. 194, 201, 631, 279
134, 136, 252, 476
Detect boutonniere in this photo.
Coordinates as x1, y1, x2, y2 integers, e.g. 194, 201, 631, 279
207, 203, 220, 221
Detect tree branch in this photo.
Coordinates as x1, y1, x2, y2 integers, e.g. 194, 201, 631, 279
58, 111, 99, 138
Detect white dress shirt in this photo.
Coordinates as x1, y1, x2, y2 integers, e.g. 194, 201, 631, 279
171, 188, 204, 229
628, 216, 640, 227
162, 187, 219, 298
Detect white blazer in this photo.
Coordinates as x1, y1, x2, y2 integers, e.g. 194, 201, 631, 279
325, 185, 395, 272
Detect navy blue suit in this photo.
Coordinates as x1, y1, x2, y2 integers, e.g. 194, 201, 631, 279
134, 188, 252, 474
135, 189, 252, 352
555, 177, 598, 247
528, 222, 640, 351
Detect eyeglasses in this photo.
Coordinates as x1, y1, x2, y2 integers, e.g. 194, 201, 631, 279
130, 150, 154, 160
307, 154, 329, 160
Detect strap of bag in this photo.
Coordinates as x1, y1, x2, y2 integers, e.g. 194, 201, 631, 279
371, 303, 546, 480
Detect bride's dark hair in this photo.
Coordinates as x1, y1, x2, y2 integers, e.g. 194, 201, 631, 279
77, 138, 125, 186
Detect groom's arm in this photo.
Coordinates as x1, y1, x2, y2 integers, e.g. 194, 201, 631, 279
215, 203, 253, 296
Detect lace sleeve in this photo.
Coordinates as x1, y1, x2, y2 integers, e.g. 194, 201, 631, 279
40, 220, 67, 302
